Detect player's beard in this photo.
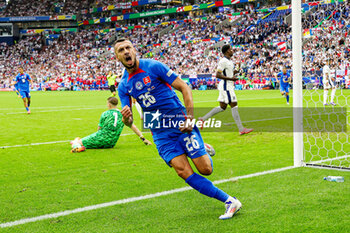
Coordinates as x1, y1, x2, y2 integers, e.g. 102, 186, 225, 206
122, 56, 136, 69
122, 61, 136, 69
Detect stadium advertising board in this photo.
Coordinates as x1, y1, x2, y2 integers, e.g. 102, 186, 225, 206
81, 0, 171, 14
0, 15, 76, 22
79, 0, 337, 26
79, 0, 251, 25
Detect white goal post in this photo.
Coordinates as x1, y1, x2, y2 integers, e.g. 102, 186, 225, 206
293, 0, 350, 170
292, 0, 303, 167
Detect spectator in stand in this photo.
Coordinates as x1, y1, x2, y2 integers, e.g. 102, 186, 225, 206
1, 2, 349, 90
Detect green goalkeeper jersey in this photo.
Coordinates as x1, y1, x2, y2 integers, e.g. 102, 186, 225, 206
81, 109, 124, 149
98, 109, 124, 134
82, 109, 124, 149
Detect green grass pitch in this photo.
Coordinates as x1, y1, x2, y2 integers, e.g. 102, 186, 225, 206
0, 90, 349, 232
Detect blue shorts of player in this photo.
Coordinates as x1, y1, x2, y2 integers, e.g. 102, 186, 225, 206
280, 84, 289, 93
19, 90, 30, 98
155, 126, 207, 166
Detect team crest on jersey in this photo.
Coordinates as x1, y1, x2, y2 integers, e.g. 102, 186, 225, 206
143, 76, 151, 86
136, 81, 143, 90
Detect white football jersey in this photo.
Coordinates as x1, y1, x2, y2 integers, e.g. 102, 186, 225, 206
323, 65, 331, 82
330, 69, 336, 79
217, 57, 235, 91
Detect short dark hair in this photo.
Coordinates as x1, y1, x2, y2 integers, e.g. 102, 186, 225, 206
107, 97, 118, 106
114, 38, 129, 47
221, 44, 231, 54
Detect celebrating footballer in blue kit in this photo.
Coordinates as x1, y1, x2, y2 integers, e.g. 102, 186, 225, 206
13, 67, 33, 114
276, 67, 291, 105
115, 38, 242, 220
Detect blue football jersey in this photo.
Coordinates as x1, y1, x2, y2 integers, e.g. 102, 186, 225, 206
277, 72, 290, 87
118, 59, 183, 111
15, 73, 31, 91
118, 59, 186, 140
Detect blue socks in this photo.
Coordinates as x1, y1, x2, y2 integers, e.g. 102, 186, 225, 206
25, 107, 29, 111
286, 95, 289, 103
185, 173, 229, 203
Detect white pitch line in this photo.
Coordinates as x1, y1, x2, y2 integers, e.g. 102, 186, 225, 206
223, 110, 350, 125
305, 165, 350, 172
0, 133, 144, 149
223, 116, 292, 126
243, 116, 292, 123
2, 96, 348, 114
2, 110, 348, 148
0, 166, 295, 228
0, 105, 105, 111
1, 140, 71, 149
2, 107, 106, 115
194, 96, 283, 103
0, 96, 284, 113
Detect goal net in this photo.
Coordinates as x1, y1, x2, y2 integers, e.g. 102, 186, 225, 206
300, 0, 350, 170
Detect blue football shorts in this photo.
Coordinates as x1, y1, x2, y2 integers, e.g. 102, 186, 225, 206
280, 85, 289, 93
154, 126, 207, 167
19, 90, 30, 98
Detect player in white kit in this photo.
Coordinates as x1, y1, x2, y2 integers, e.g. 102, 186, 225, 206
200, 44, 253, 135
323, 60, 337, 106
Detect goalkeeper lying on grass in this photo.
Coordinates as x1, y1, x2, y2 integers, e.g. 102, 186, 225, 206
70, 97, 151, 152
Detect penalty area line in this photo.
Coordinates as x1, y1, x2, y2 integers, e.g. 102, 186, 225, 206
0, 133, 147, 149
0, 166, 295, 228
2, 107, 106, 115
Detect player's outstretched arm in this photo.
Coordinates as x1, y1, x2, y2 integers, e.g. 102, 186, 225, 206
121, 105, 133, 127
216, 71, 238, 81
171, 77, 194, 133
130, 124, 152, 145
12, 77, 18, 86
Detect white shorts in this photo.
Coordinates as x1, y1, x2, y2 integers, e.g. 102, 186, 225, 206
217, 89, 237, 104
323, 79, 335, 89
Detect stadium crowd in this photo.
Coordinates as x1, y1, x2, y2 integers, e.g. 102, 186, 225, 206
0, 0, 91, 17
0, 28, 123, 91
150, 10, 292, 85
1, 2, 350, 91
303, 2, 350, 78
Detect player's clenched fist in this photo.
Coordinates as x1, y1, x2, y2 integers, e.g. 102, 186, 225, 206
179, 118, 194, 134
121, 105, 133, 126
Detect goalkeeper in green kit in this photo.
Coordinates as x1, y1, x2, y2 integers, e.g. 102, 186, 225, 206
70, 97, 151, 152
